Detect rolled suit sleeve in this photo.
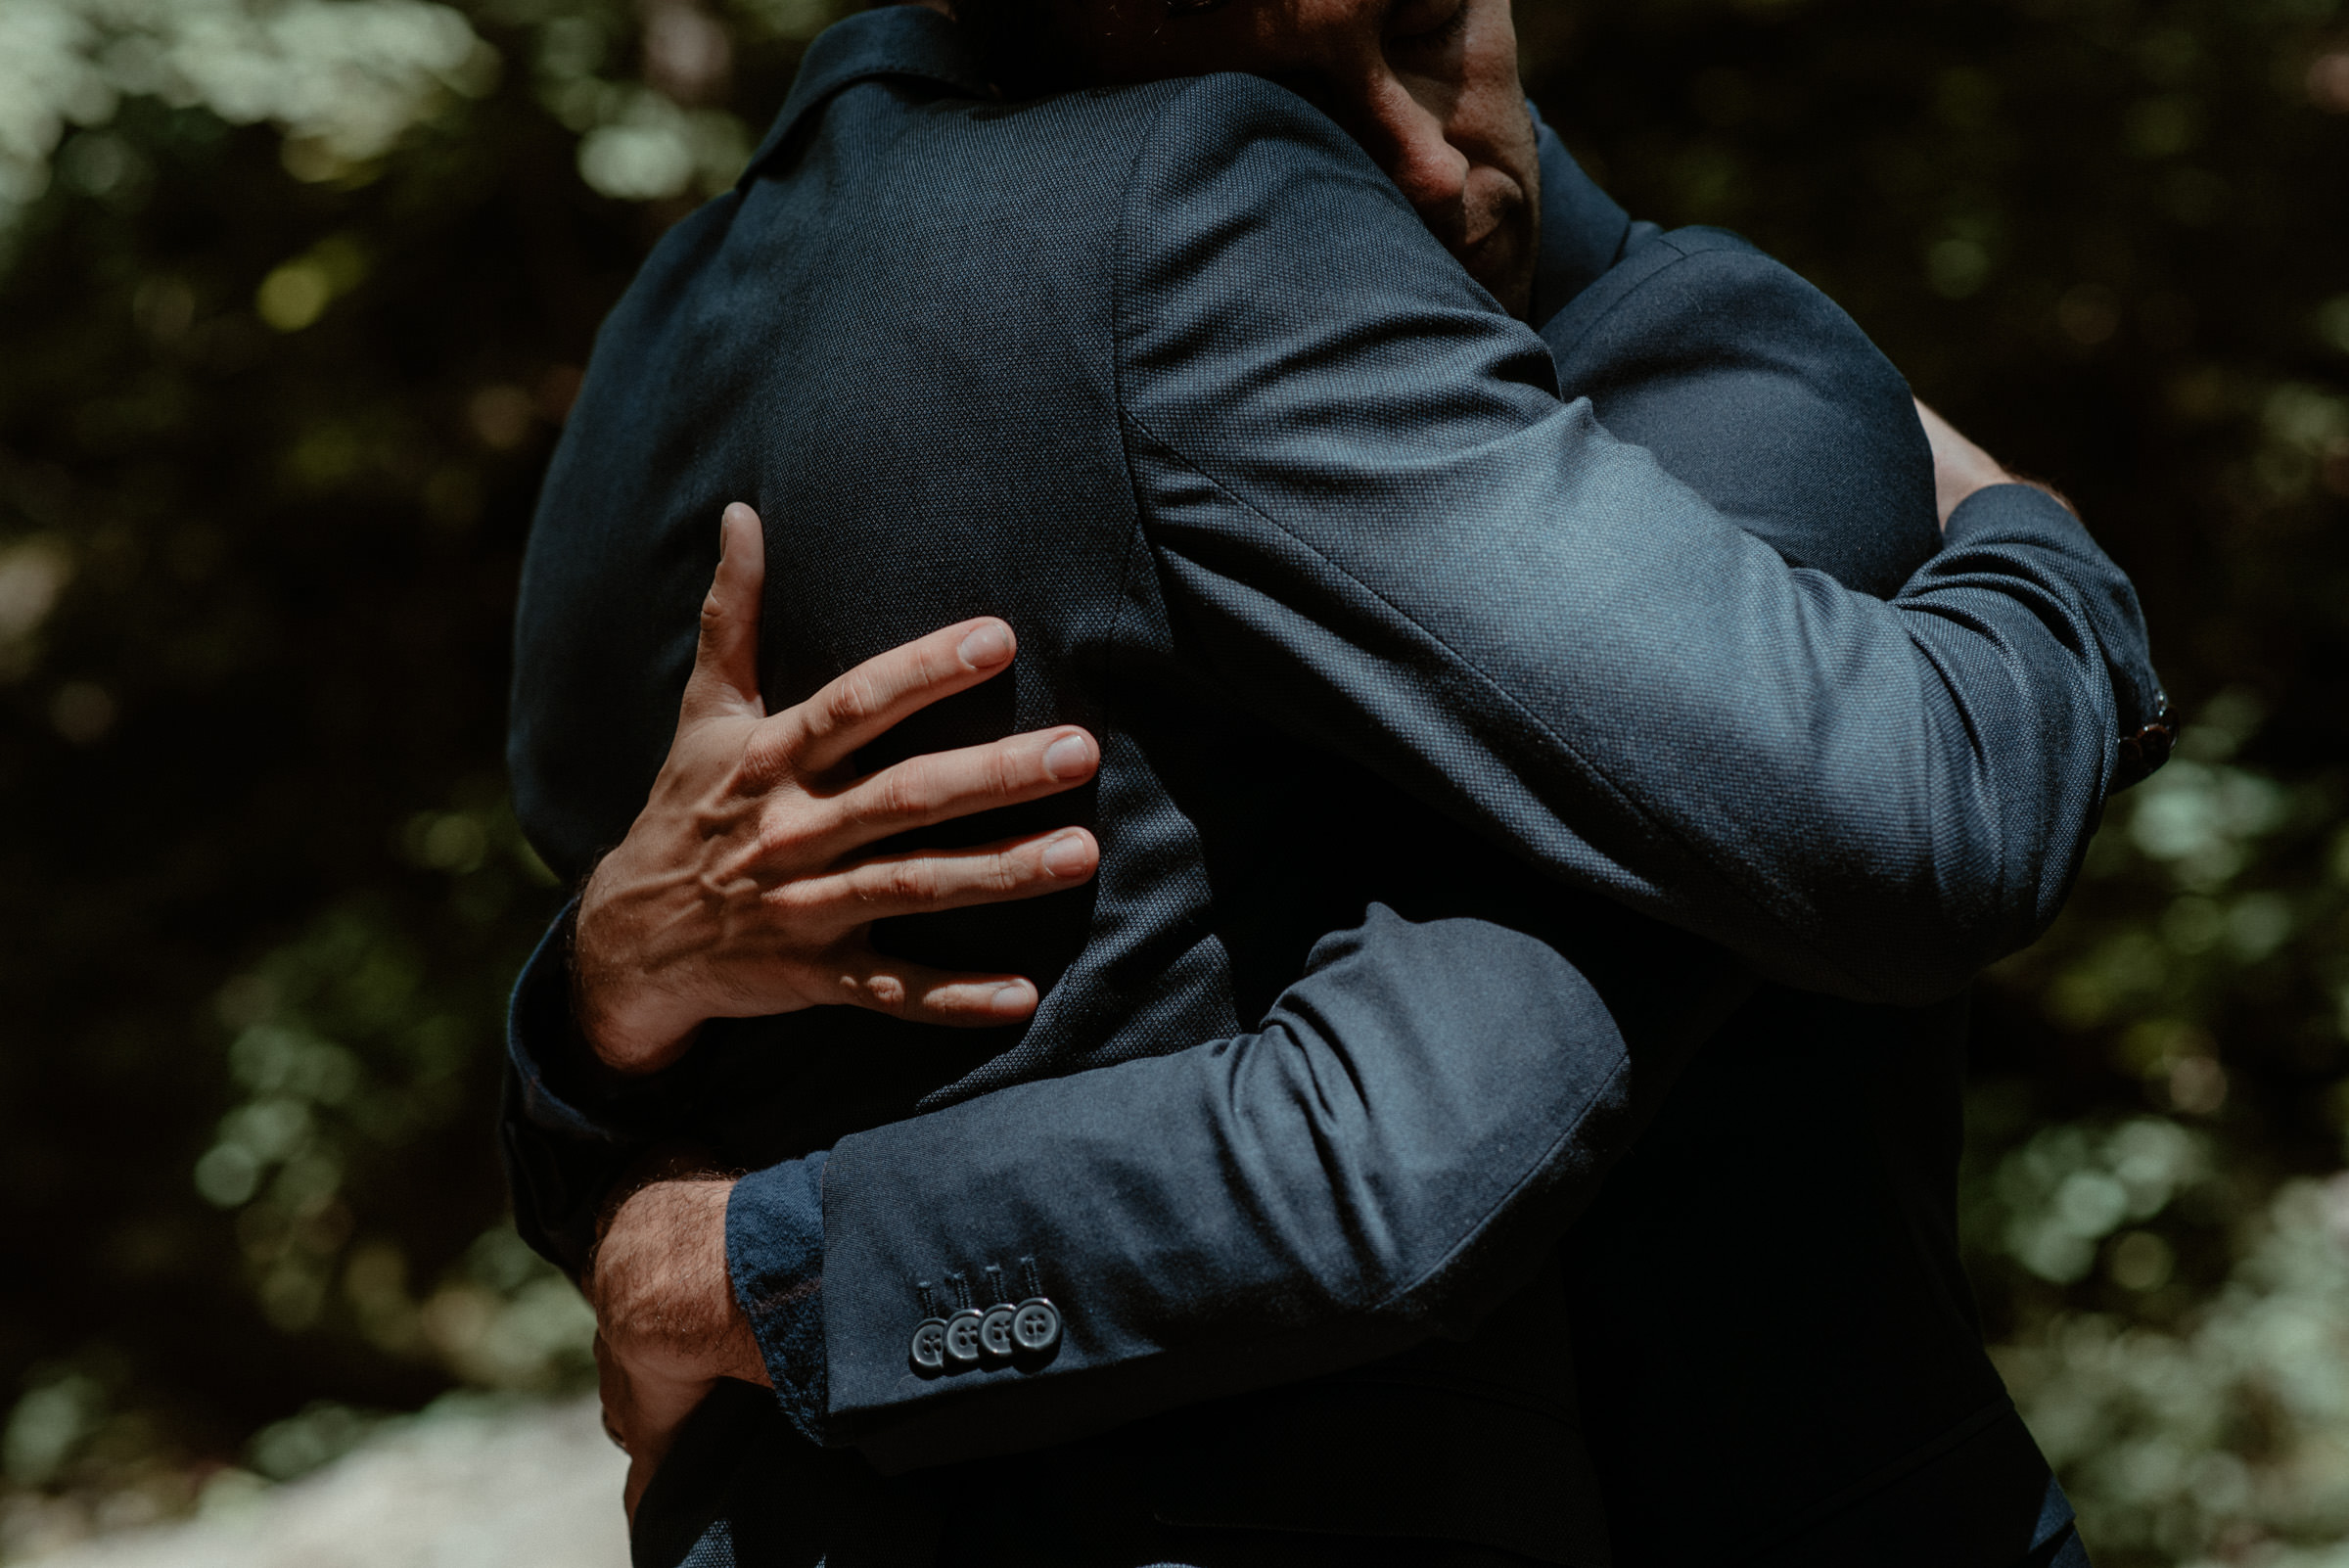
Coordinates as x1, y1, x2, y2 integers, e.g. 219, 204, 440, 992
1116, 73, 2152, 1007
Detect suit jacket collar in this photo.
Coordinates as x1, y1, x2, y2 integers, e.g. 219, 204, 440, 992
743, 5, 994, 183
747, 11, 1634, 333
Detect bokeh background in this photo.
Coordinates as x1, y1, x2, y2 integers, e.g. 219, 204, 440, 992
0, 0, 2345, 1562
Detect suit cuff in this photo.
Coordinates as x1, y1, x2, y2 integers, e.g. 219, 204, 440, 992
1944, 483, 2172, 789
504, 898, 700, 1142
1941, 478, 2088, 551
728, 1150, 831, 1445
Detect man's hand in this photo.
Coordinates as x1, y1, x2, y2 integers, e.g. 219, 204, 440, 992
591, 1172, 762, 1522
1914, 399, 2070, 530
576, 502, 1102, 1075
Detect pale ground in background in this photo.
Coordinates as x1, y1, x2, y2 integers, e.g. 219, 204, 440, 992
16, 1399, 627, 1568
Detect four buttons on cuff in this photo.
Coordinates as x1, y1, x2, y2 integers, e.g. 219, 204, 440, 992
909, 1293, 1061, 1374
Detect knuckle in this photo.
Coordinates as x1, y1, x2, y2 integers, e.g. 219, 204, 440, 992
881, 761, 932, 819
827, 670, 881, 730
846, 768, 915, 830
875, 860, 937, 904
852, 971, 909, 1014
990, 746, 1023, 798
760, 878, 815, 923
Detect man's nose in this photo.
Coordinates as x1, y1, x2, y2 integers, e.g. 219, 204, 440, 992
1357, 77, 1470, 237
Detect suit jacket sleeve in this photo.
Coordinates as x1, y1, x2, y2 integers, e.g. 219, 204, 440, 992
807, 903, 1748, 1469
1112, 73, 2154, 1010
778, 106, 2166, 1466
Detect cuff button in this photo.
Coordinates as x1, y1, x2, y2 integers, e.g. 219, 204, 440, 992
1011, 1298, 1061, 1354
979, 1304, 1018, 1360
908, 1317, 949, 1374
944, 1309, 987, 1365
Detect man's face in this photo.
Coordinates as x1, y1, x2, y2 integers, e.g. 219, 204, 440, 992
1065, 0, 1541, 317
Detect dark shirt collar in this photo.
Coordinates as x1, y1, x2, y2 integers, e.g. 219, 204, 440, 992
1526, 100, 1635, 331
743, 5, 993, 182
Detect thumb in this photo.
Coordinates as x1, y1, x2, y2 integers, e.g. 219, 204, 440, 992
682, 502, 767, 721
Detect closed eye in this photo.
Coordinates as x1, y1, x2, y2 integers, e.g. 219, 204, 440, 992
1387, 0, 1469, 50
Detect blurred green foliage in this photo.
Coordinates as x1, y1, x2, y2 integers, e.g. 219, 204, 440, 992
0, 0, 2343, 1561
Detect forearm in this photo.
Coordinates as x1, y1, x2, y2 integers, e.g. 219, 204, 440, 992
749, 901, 1749, 1467
1537, 228, 2166, 989
1148, 446, 2138, 1004
1124, 79, 2160, 1003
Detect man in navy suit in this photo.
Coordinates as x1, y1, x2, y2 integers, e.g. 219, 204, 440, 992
502, 0, 2160, 1560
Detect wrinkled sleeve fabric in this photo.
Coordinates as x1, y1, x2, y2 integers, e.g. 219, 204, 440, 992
1116, 73, 2153, 1008
819, 905, 1737, 1469
1540, 224, 1941, 593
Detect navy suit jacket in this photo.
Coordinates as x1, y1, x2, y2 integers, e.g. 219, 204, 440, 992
503, 9, 2159, 1562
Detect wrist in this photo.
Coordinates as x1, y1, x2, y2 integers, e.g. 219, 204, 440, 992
573, 865, 701, 1075
594, 1176, 765, 1385
576, 981, 700, 1078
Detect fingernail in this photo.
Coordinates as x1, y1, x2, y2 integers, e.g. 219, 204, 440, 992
958, 623, 1012, 669
1042, 832, 1092, 879
991, 983, 1035, 1016
1043, 734, 1092, 780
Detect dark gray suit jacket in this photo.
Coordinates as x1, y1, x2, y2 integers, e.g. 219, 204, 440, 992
503, 9, 2160, 1561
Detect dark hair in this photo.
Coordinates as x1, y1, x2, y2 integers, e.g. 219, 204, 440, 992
947, 0, 1082, 96
947, 0, 1234, 97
